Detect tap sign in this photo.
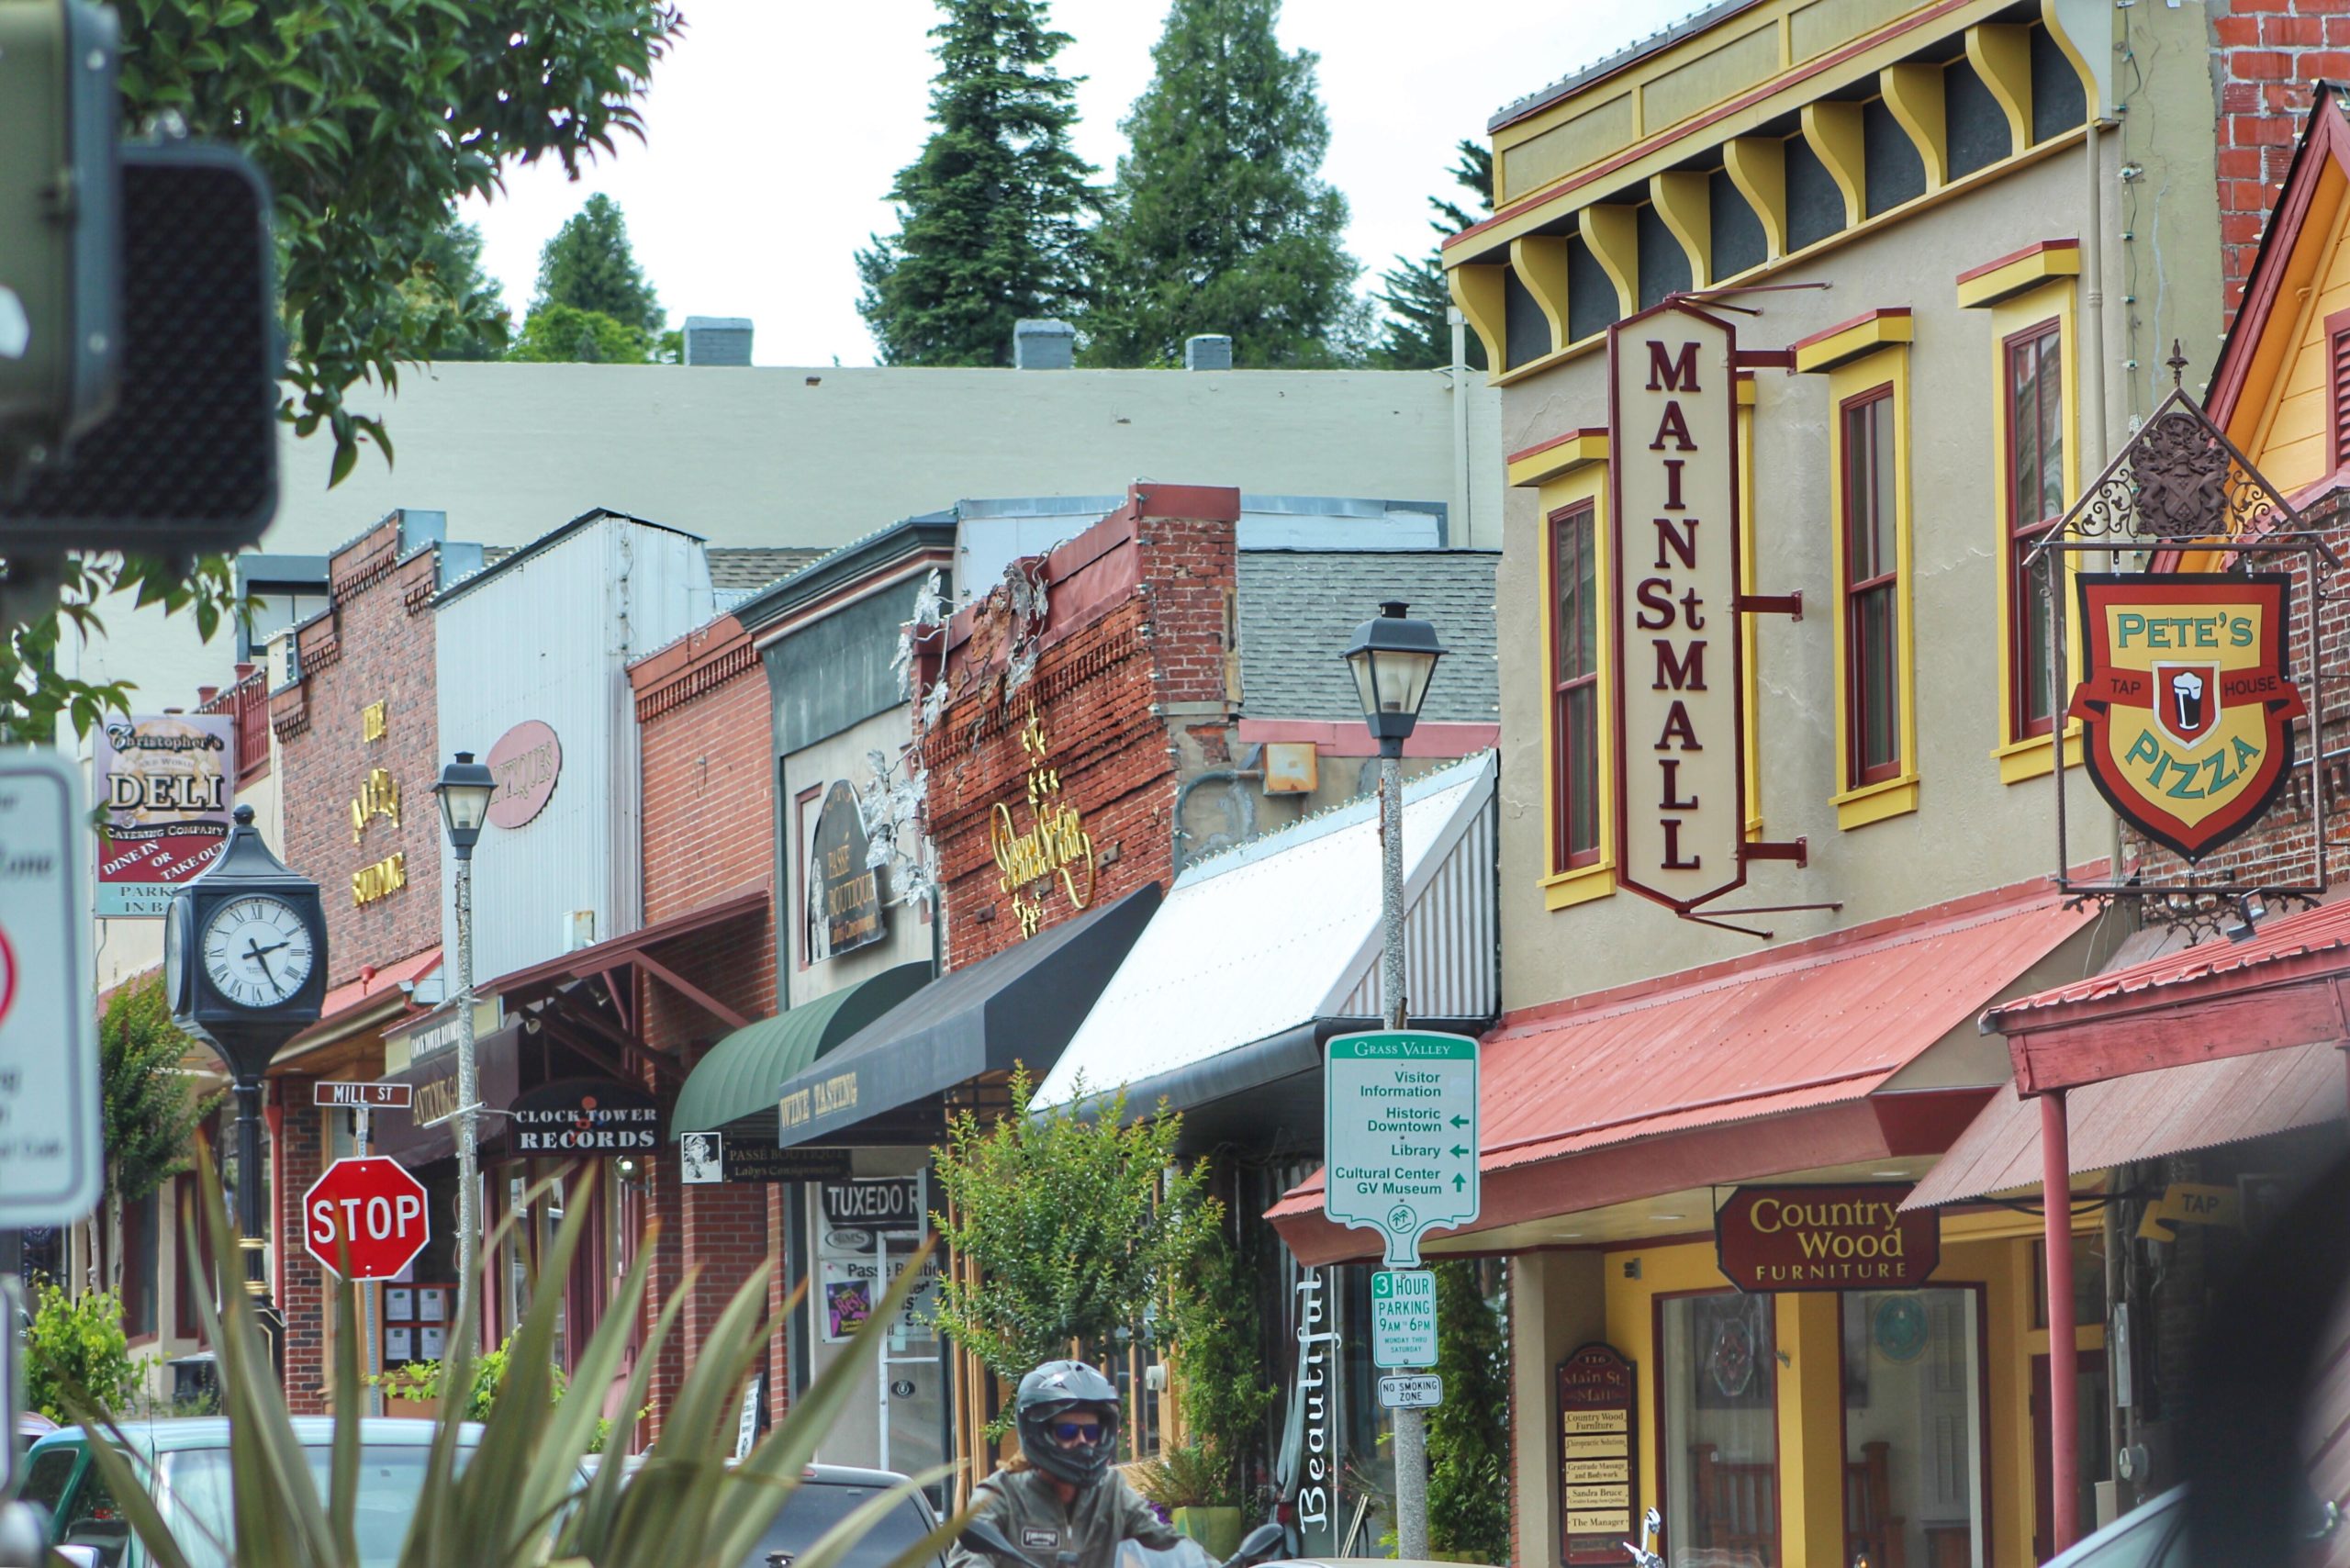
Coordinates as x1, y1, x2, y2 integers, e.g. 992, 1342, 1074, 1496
303, 1156, 431, 1280
1609, 302, 1748, 912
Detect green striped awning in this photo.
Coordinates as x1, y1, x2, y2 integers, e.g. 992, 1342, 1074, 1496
671, 961, 932, 1135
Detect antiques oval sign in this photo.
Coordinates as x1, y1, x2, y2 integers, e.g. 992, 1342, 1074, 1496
1715, 1183, 1939, 1293
486, 721, 562, 829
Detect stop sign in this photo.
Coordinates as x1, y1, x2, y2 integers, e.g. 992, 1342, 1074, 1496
303, 1156, 431, 1280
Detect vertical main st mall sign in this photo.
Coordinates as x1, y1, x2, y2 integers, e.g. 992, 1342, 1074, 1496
1610, 301, 1749, 913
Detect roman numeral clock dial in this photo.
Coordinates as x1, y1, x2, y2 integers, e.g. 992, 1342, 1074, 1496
201, 896, 315, 1009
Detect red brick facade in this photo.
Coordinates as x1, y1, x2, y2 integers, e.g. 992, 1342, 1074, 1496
269, 516, 443, 989
628, 612, 786, 1439
915, 486, 1241, 968
2213, 22, 2349, 307
271, 1088, 330, 1413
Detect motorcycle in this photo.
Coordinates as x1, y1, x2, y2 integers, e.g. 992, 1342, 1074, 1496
1622, 1506, 1663, 1568
961, 1515, 1288, 1568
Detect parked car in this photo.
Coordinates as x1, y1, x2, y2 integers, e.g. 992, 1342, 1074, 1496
727, 1462, 947, 1568
18, 1417, 484, 1568
2043, 1486, 2188, 1568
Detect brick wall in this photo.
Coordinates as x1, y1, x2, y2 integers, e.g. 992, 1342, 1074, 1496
270, 517, 442, 986
2212, 14, 2350, 307
916, 486, 1240, 969
629, 614, 786, 1439
273, 1084, 330, 1414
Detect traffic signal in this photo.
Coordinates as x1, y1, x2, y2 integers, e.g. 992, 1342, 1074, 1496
0, 0, 121, 478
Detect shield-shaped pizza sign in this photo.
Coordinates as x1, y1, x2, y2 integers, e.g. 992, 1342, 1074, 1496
2067, 573, 2307, 861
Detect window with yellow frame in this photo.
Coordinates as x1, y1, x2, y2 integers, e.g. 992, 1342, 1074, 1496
1533, 453, 1616, 911
1980, 276, 2082, 782
1825, 345, 1919, 828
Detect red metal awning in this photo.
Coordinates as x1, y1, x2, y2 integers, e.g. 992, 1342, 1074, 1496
1984, 897, 2350, 1095
1268, 882, 2097, 1265
1904, 1039, 2348, 1209
312, 946, 442, 1031
484, 879, 768, 1031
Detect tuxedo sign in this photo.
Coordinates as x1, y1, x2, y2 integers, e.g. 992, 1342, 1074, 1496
2067, 573, 2307, 861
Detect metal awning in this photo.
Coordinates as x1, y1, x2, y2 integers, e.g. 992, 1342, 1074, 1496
1035, 754, 1497, 1150
484, 880, 767, 1025
1267, 882, 2098, 1265
1904, 1040, 2349, 1209
771, 884, 1160, 1149
670, 962, 932, 1136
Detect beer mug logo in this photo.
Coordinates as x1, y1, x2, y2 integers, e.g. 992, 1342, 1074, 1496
2154, 664, 2219, 748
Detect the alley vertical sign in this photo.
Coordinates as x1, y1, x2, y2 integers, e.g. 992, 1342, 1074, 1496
1609, 302, 1746, 912
94, 714, 234, 915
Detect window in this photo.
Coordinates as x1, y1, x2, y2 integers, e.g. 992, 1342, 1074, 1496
1550, 502, 1603, 872
2328, 309, 2350, 472
2005, 320, 2064, 741
1842, 1289, 1988, 1568
1842, 388, 1900, 787
1662, 1292, 1780, 1566
236, 583, 331, 662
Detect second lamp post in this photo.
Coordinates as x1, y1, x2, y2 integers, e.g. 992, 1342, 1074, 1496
431, 750, 496, 1344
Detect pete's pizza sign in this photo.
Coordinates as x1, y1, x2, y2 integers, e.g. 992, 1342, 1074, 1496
2066, 574, 2306, 862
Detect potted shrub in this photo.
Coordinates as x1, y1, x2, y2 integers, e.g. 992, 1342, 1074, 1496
1133, 1443, 1243, 1560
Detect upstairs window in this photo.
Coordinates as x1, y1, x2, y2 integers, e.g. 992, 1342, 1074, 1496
2005, 321, 2064, 740
1550, 502, 1603, 871
1841, 387, 1900, 787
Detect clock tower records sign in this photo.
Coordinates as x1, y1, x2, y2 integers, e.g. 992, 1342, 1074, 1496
1609, 301, 1747, 913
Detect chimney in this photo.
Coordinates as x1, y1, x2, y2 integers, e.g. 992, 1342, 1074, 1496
1013, 319, 1076, 370
397, 509, 447, 554
683, 317, 755, 366
1183, 334, 1233, 371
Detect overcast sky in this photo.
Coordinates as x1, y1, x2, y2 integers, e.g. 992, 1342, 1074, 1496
460, 0, 1689, 366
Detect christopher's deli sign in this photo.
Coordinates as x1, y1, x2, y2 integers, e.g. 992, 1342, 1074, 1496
1609, 301, 1747, 913
1714, 1183, 1939, 1293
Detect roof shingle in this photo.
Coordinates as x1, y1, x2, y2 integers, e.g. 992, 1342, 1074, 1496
1237, 551, 1499, 724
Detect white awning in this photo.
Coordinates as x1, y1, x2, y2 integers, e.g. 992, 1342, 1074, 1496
1035, 752, 1497, 1137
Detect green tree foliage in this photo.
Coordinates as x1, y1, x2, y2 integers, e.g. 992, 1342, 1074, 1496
929, 1071, 1215, 1426
1372, 140, 1494, 370
1, 556, 245, 744
532, 193, 665, 337
101, 974, 220, 1205
405, 213, 510, 363
1084, 0, 1357, 368
1427, 1260, 1511, 1561
117, 0, 685, 484
1158, 1218, 1278, 1506
857, 0, 1094, 365
505, 302, 655, 364
25, 1282, 145, 1421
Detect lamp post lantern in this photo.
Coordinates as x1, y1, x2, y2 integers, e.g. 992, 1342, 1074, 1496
1340, 600, 1447, 1561
431, 750, 495, 1344
164, 805, 329, 1376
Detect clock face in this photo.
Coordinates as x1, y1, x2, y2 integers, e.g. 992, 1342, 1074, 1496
201, 896, 315, 1009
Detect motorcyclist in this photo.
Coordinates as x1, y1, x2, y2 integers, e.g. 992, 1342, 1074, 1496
948, 1360, 1184, 1568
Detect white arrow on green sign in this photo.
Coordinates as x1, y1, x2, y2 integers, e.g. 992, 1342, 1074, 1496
1324, 1030, 1479, 1268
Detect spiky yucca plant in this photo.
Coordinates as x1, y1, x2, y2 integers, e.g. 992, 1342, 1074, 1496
69, 1156, 956, 1568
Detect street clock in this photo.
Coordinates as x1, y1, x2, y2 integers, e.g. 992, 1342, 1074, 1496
165, 803, 328, 1060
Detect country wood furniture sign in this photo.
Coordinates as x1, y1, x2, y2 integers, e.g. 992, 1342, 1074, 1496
2066, 574, 2306, 862
1609, 301, 1748, 913
1714, 1183, 1940, 1292
1557, 1343, 1638, 1565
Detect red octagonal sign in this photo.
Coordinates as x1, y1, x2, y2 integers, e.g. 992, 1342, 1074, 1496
303, 1156, 431, 1280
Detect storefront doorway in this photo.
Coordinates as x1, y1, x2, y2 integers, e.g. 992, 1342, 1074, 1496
1661, 1291, 1781, 1567
796, 1169, 948, 1494
1842, 1289, 1987, 1568
2031, 1353, 2111, 1563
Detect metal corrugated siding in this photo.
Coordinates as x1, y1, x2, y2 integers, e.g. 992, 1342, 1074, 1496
1270, 890, 2094, 1213
1989, 896, 2350, 1020
1337, 799, 1496, 1020
438, 517, 712, 984
1906, 1041, 2348, 1207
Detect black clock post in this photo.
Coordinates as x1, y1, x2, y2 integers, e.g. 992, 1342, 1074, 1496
165, 805, 329, 1377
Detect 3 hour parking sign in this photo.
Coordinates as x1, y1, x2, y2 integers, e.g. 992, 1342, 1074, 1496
1324, 1030, 1479, 1267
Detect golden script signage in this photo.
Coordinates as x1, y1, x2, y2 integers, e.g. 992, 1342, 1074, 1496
990, 707, 1095, 937
1609, 301, 1747, 913
1714, 1183, 1940, 1292
2067, 573, 2306, 862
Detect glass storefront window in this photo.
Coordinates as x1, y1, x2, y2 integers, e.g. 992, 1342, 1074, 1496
1662, 1292, 1780, 1567
1842, 1290, 1986, 1568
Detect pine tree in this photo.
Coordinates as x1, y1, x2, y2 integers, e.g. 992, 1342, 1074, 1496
532, 194, 664, 337
1372, 140, 1494, 370
1085, 0, 1357, 368
856, 0, 1094, 366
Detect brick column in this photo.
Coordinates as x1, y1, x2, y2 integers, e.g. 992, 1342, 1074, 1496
274, 1086, 330, 1413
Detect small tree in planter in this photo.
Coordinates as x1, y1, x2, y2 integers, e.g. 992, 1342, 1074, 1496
1142, 1218, 1279, 1555
930, 1070, 1215, 1441
1427, 1260, 1511, 1562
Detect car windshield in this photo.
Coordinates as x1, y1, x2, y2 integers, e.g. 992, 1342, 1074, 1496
744, 1480, 935, 1568
160, 1443, 459, 1568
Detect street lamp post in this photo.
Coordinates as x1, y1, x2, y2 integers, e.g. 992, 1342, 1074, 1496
431, 751, 496, 1343
1341, 600, 1448, 1562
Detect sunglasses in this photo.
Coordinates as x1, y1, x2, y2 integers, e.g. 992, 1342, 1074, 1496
1050, 1420, 1109, 1445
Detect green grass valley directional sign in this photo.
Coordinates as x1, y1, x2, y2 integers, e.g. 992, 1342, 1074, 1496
1325, 1030, 1480, 1267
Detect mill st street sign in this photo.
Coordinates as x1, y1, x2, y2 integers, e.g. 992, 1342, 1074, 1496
303, 1156, 431, 1280
1325, 1030, 1479, 1268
